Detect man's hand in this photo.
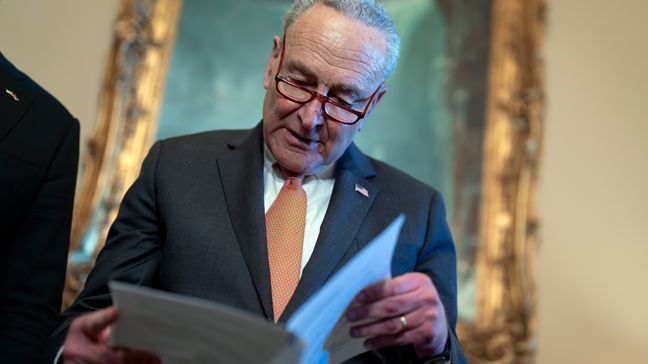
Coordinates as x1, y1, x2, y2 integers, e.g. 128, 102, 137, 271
345, 272, 448, 357
63, 306, 160, 364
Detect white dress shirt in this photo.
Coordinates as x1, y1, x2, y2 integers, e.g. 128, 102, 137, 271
263, 144, 336, 276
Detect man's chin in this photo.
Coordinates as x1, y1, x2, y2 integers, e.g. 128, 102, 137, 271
271, 148, 320, 174
275, 159, 322, 178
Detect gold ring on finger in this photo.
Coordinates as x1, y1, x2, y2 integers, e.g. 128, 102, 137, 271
399, 315, 408, 329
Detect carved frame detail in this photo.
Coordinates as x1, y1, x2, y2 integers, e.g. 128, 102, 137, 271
456, 0, 545, 363
63, 0, 183, 306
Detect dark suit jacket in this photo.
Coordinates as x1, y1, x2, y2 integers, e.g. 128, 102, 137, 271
46, 124, 466, 363
0, 53, 79, 363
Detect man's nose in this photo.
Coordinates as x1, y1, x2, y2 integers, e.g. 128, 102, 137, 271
298, 96, 325, 129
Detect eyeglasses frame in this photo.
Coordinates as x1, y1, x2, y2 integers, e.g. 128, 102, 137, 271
273, 36, 383, 125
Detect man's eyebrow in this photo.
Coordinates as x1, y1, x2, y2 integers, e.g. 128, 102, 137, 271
285, 60, 364, 99
285, 61, 317, 80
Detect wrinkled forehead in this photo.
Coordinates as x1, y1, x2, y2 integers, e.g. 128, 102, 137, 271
283, 5, 388, 86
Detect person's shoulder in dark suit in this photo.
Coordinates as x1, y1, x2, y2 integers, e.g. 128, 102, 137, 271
0, 53, 80, 363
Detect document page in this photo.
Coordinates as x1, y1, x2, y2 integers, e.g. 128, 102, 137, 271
109, 282, 301, 364
287, 215, 405, 364
108, 215, 405, 364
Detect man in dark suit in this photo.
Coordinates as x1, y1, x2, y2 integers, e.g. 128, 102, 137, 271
0, 53, 79, 363
48, 1, 466, 363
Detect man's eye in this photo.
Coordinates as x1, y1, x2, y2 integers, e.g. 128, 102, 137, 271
288, 77, 310, 86
330, 97, 354, 108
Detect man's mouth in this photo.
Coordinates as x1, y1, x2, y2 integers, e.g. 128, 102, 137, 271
288, 129, 319, 145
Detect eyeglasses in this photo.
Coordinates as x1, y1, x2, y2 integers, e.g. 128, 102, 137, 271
274, 38, 383, 125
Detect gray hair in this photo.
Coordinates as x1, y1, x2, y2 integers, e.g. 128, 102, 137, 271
283, 0, 401, 79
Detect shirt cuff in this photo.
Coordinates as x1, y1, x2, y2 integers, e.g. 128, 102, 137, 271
411, 336, 452, 364
53, 345, 64, 364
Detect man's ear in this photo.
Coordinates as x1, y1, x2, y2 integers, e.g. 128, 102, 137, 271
263, 36, 282, 90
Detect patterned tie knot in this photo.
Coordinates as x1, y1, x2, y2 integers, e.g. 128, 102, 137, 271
284, 177, 303, 191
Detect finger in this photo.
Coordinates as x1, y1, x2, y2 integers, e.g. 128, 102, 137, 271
349, 304, 431, 339
346, 288, 423, 322
354, 273, 426, 304
63, 307, 122, 364
63, 344, 123, 364
70, 347, 155, 364
98, 325, 113, 344
121, 349, 162, 364
80, 306, 119, 336
362, 321, 434, 350
364, 320, 448, 356
94, 347, 128, 364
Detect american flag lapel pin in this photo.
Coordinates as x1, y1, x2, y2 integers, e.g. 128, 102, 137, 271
5, 88, 20, 102
354, 183, 369, 198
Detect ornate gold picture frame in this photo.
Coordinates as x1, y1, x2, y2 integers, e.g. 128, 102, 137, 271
64, 0, 545, 362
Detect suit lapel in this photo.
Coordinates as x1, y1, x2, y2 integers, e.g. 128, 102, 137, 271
0, 54, 34, 141
218, 123, 274, 319
280, 143, 378, 322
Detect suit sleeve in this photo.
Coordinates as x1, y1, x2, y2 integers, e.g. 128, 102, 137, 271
43, 141, 165, 361
413, 192, 467, 364
0, 120, 79, 363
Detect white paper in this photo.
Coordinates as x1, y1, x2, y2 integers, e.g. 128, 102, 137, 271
287, 215, 405, 363
109, 281, 302, 364
108, 215, 405, 364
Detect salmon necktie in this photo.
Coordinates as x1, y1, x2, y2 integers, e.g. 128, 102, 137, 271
266, 177, 307, 322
